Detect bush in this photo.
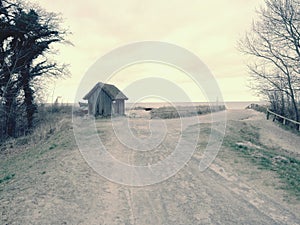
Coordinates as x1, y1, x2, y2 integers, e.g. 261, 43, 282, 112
246, 104, 268, 113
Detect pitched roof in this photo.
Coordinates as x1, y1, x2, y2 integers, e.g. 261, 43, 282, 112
83, 82, 128, 100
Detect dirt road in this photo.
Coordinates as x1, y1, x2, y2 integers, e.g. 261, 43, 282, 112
1, 109, 299, 224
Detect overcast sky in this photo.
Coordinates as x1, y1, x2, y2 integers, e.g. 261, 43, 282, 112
36, 0, 264, 103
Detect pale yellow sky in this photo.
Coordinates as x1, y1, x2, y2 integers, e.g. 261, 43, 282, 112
36, 0, 264, 103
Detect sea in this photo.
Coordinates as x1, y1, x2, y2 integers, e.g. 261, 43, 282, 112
125, 101, 267, 110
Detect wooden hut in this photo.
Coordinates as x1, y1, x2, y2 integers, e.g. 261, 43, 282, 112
83, 82, 128, 116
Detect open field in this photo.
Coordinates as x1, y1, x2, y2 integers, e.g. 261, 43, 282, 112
1, 109, 300, 224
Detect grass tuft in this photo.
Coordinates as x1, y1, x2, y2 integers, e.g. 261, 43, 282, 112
0, 174, 15, 184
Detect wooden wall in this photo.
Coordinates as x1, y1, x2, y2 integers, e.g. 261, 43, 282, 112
112, 100, 125, 115
87, 88, 125, 116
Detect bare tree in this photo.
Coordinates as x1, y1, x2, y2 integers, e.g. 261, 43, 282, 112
239, 0, 300, 122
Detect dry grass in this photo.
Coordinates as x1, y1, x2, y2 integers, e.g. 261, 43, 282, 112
150, 105, 226, 119
0, 104, 73, 155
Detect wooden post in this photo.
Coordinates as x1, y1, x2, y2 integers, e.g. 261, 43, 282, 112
267, 111, 270, 120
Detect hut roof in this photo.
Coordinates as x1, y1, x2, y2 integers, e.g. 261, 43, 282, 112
83, 82, 128, 100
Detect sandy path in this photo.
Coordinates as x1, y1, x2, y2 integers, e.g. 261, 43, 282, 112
1, 109, 299, 224
81, 109, 299, 224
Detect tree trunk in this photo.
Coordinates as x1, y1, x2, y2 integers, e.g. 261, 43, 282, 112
5, 95, 16, 137
287, 75, 299, 122
22, 69, 36, 130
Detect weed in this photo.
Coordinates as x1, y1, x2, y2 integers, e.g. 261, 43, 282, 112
0, 174, 15, 184
49, 143, 58, 150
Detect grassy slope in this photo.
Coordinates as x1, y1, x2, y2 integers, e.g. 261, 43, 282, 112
222, 121, 300, 200
0, 114, 76, 190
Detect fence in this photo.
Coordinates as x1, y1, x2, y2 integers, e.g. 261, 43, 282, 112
266, 109, 300, 131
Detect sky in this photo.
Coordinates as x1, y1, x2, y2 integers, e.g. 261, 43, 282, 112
36, 0, 264, 103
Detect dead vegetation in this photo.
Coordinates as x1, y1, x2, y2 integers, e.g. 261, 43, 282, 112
150, 105, 226, 119
0, 104, 73, 156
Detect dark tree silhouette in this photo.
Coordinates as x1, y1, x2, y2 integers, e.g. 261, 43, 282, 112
0, 0, 69, 138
